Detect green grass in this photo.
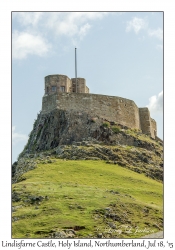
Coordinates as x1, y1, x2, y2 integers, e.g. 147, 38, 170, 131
102, 122, 110, 127
125, 129, 158, 145
12, 159, 163, 238
111, 126, 121, 134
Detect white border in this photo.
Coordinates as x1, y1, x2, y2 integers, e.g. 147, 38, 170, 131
1, 0, 174, 247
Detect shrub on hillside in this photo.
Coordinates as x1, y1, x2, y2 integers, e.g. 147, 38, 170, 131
112, 126, 120, 134
102, 122, 110, 128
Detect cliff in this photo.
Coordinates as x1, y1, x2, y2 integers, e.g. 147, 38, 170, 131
12, 106, 163, 239
14, 108, 163, 183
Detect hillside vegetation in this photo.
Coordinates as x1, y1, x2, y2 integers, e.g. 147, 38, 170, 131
12, 158, 163, 239
12, 113, 163, 239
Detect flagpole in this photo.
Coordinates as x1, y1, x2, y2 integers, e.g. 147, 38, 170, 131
75, 47, 77, 93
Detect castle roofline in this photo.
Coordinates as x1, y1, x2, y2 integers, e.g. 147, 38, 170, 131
71, 77, 86, 80
45, 74, 70, 78
45, 75, 86, 79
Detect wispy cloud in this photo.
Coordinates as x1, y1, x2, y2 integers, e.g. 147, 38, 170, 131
147, 91, 163, 114
126, 17, 148, 34
44, 12, 106, 39
148, 28, 163, 40
12, 12, 107, 59
79, 23, 91, 40
12, 126, 28, 145
126, 16, 163, 47
12, 31, 51, 59
12, 12, 43, 27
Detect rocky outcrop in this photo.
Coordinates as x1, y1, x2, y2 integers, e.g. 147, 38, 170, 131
13, 109, 163, 183
18, 109, 162, 157
12, 158, 37, 183
19, 109, 105, 157
13, 141, 163, 183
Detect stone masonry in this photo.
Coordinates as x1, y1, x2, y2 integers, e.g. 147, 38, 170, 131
45, 74, 89, 95
42, 74, 157, 139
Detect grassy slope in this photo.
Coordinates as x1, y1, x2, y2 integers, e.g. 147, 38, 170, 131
12, 159, 163, 238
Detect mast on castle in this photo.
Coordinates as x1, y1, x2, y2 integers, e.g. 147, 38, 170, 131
75, 47, 77, 93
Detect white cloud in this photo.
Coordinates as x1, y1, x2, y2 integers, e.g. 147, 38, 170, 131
126, 17, 163, 48
12, 31, 51, 59
148, 28, 163, 40
45, 12, 106, 38
12, 126, 28, 145
147, 91, 163, 114
126, 17, 148, 34
12, 12, 107, 59
79, 23, 91, 40
12, 12, 43, 27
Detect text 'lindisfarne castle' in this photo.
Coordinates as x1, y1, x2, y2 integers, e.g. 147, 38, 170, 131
42, 74, 157, 139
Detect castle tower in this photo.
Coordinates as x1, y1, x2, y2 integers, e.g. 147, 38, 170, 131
44, 75, 71, 94
44, 74, 89, 95
71, 78, 89, 93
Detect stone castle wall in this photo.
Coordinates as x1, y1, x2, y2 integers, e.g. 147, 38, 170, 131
150, 118, 157, 138
139, 108, 157, 138
139, 108, 151, 136
42, 92, 141, 130
42, 75, 157, 139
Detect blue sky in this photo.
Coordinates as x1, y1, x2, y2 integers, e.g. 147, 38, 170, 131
12, 12, 163, 163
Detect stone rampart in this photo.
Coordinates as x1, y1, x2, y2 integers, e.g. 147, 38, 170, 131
139, 108, 157, 138
150, 118, 157, 138
139, 108, 151, 136
42, 92, 141, 130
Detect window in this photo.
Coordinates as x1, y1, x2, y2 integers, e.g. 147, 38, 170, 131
52, 86, 56, 92
60, 86, 65, 92
46, 87, 49, 93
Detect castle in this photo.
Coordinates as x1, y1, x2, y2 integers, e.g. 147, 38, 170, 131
42, 74, 157, 139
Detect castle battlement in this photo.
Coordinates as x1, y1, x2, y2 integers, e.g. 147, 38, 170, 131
42, 74, 157, 139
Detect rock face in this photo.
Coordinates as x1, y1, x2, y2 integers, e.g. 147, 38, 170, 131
19, 109, 116, 156
18, 109, 162, 157
12, 158, 37, 183
13, 108, 163, 183
42, 92, 157, 138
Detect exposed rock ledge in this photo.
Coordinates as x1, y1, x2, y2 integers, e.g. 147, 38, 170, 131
13, 109, 163, 183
